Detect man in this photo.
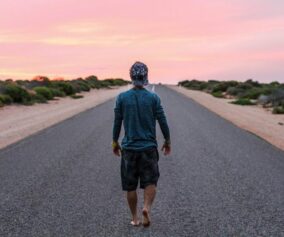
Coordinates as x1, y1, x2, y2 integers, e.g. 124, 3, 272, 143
112, 61, 171, 227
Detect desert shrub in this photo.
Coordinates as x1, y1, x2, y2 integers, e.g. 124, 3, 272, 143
240, 87, 273, 100
51, 81, 75, 95
103, 78, 130, 86
226, 87, 244, 96
4, 84, 32, 103
270, 81, 280, 87
85, 75, 100, 88
245, 79, 261, 87
212, 91, 224, 98
33, 86, 54, 100
178, 80, 189, 87
100, 80, 112, 88
230, 98, 256, 105
212, 81, 238, 93
22, 100, 35, 106
49, 88, 66, 97
31, 93, 47, 103
272, 106, 284, 114
0, 94, 13, 104
269, 89, 284, 107
70, 94, 84, 99
180, 80, 208, 91
72, 80, 91, 92
236, 83, 253, 90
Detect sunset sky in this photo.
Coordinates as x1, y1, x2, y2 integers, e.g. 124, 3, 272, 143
0, 0, 283, 84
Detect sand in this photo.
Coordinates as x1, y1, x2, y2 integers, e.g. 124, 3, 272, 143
167, 85, 284, 151
0, 85, 130, 150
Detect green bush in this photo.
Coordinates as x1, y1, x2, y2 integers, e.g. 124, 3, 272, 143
240, 87, 273, 100
245, 79, 261, 87
212, 81, 238, 93
103, 78, 130, 86
178, 80, 209, 91
236, 83, 253, 90
0, 100, 3, 107
0, 94, 13, 104
230, 98, 256, 105
4, 84, 32, 103
50, 88, 66, 97
51, 81, 75, 95
31, 93, 48, 103
272, 106, 284, 114
212, 91, 224, 98
33, 86, 54, 100
22, 100, 35, 106
226, 87, 244, 96
70, 94, 84, 99
71, 80, 91, 92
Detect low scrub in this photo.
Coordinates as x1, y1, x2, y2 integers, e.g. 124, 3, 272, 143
230, 98, 256, 105
0, 94, 13, 104
0, 76, 129, 107
212, 91, 224, 98
33, 86, 54, 100
31, 93, 48, 103
70, 94, 84, 99
49, 88, 66, 97
179, 79, 284, 113
273, 106, 284, 114
4, 84, 32, 103
51, 81, 76, 95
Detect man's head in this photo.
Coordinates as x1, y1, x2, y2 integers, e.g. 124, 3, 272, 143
130, 61, 148, 87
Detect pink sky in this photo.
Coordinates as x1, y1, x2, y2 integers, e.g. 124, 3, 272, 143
0, 0, 283, 84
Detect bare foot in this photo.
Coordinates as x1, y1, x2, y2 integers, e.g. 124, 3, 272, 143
142, 209, 151, 227
130, 220, 140, 227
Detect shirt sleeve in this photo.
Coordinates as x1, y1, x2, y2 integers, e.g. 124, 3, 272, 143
155, 94, 170, 143
112, 94, 123, 141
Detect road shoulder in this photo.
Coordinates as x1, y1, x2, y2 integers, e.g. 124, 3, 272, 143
167, 85, 284, 151
0, 86, 129, 150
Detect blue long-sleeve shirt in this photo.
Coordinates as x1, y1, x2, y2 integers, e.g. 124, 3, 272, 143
112, 87, 170, 151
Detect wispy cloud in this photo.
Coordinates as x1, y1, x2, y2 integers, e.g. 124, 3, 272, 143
0, 0, 283, 82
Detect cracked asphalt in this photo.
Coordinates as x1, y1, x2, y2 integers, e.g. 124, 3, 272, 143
0, 85, 283, 237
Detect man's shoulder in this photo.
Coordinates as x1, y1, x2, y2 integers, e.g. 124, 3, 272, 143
117, 89, 133, 99
117, 87, 159, 101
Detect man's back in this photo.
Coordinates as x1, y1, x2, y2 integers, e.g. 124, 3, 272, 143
113, 87, 170, 151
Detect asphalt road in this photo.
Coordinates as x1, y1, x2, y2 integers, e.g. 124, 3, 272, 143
0, 85, 283, 237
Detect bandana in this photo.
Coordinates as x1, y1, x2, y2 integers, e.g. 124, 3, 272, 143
129, 61, 148, 86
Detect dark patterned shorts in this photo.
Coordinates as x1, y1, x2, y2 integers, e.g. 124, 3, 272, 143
120, 147, 160, 191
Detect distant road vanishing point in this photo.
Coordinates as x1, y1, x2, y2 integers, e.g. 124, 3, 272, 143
0, 85, 283, 237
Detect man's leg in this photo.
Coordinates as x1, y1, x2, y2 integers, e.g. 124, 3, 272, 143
139, 148, 160, 227
142, 184, 156, 226
127, 190, 139, 225
143, 184, 156, 211
121, 149, 140, 225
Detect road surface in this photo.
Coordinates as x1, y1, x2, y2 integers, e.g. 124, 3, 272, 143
0, 85, 283, 237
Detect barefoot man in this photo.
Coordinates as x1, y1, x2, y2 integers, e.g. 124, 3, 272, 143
112, 61, 171, 227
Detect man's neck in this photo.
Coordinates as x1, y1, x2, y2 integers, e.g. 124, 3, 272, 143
133, 85, 144, 90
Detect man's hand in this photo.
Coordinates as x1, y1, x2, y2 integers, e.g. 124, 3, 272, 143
112, 141, 121, 157
161, 141, 171, 156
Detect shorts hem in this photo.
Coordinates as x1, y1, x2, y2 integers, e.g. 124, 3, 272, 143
140, 182, 158, 189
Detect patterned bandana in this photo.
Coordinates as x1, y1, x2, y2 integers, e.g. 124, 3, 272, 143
129, 61, 149, 86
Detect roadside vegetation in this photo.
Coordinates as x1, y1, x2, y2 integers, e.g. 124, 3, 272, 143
178, 79, 284, 114
0, 76, 130, 107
